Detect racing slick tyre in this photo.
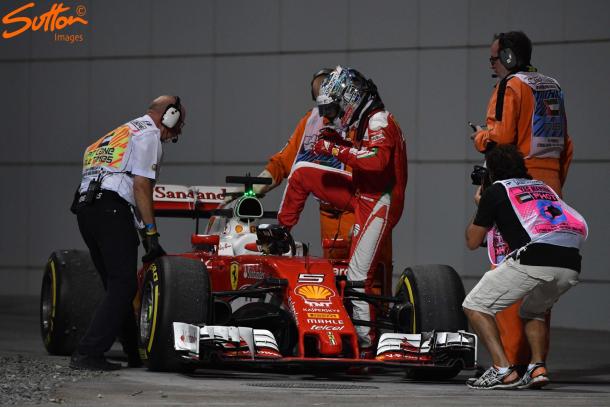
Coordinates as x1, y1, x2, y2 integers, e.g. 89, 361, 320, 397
40, 250, 103, 356
139, 256, 210, 372
397, 264, 467, 380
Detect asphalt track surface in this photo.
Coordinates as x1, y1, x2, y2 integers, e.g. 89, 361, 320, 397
1, 296, 609, 406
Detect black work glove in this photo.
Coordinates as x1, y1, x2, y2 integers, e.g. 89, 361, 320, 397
141, 232, 166, 263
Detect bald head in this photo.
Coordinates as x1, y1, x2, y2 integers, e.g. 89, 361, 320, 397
147, 95, 177, 114
146, 95, 185, 142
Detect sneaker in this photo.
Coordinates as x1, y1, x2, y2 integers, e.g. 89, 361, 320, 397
517, 362, 549, 389
70, 352, 121, 371
467, 366, 519, 390
466, 365, 488, 386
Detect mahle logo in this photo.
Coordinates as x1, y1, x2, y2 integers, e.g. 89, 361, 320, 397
2, 2, 88, 42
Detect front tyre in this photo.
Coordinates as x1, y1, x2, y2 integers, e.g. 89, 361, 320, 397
139, 256, 210, 371
396, 264, 467, 380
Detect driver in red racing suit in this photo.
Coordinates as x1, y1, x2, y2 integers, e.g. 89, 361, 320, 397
277, 66, 408, 354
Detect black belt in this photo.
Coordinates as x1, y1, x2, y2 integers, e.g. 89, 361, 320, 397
508, 243, 581, 273
77, 189, 121, 202
73, 189, 129, 211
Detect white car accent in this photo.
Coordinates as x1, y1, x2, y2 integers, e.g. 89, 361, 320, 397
173, 322, 200, 354
174, 324, 280, 359
376, 331, 477, 362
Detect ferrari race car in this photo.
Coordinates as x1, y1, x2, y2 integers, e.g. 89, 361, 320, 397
40, 176, 477, 379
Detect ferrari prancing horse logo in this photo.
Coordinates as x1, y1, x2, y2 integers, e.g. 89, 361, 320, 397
230, 262, 239, 290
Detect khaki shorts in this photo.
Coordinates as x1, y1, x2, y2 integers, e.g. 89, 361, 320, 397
462, 258, 579, 321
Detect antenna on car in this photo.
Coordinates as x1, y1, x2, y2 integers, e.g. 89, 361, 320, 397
225, 173, 272, 198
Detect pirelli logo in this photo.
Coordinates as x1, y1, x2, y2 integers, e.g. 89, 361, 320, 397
306, 313, 339, 319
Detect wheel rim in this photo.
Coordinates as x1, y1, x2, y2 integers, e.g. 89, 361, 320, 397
396, 277, 416, 334
40, 271, 53, 340
139, 281, 155, 345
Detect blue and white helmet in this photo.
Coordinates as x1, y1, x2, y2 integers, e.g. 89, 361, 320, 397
316, 66, 373, 128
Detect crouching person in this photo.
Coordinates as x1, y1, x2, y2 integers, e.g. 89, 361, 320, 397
463, 144, 587, 390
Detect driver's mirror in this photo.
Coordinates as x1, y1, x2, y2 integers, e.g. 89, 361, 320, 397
191, 234, 220, 250
322, 238, 349, 249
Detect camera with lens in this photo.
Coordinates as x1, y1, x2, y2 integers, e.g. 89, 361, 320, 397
470, 165, 490, 189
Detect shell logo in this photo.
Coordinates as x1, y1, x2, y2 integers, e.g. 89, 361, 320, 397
296, 285, 334, 301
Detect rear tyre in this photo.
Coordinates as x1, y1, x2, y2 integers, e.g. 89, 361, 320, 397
396, 264, 467, 380
40, 250, 104, 355
139, 256, 210, 371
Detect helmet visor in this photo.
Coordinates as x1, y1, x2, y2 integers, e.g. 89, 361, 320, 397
318, 102, 341, 120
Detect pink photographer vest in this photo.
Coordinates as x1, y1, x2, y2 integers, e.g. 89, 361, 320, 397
487, 178, 587, 265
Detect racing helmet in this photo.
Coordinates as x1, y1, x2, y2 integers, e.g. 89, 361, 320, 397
316, 66, 373, 128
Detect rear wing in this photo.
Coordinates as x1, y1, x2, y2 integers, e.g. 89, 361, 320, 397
153, 184, 242, 218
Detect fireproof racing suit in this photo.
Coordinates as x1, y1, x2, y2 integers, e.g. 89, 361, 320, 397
473, 71, 573, 366
278, 110, 408, 350
265, 107, 394, 271
266, 108, 353, 258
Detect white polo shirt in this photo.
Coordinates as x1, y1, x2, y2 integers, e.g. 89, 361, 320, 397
80, 114, 163, 206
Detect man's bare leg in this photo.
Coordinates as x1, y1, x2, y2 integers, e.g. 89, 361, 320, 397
464, 307, 515, 376
523, 318, 546, 363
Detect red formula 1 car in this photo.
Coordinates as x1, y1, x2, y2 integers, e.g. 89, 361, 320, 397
41, 176, 477, 379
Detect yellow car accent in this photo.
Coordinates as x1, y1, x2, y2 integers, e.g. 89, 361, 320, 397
403, 276, 416, 333
147, 285, 160, 353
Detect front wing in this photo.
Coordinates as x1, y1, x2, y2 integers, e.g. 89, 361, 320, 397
173, 323, 477, 370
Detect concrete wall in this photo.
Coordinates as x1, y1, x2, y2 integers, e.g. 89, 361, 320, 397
0, 0, 608, 331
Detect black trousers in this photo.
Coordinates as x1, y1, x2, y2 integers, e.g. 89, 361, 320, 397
76, 191, 139, 356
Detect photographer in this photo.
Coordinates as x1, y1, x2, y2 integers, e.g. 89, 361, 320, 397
463, 144, 587, 390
